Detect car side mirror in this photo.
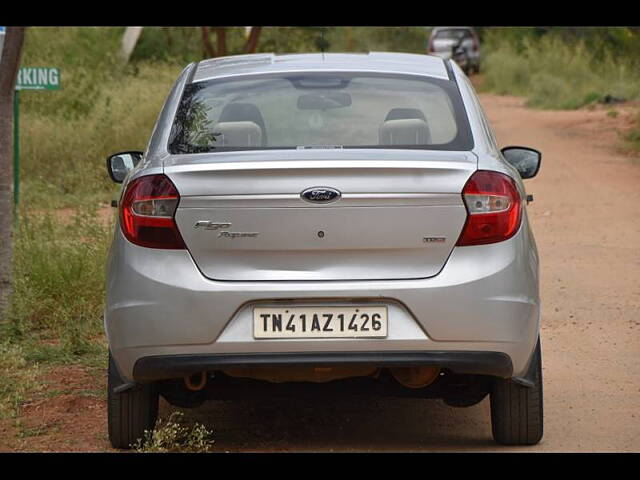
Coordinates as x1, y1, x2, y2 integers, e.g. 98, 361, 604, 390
107, 151, 143, 183
501, 146, 541, 179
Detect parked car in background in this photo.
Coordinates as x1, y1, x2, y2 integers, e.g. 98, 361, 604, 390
428, 27, 481, 74
105, 52, 542, 449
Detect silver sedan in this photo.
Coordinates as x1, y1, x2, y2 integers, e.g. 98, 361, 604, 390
104, 52, 542, 448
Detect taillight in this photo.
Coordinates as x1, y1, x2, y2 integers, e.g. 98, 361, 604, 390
456, 171, 522, 246
119, 174, 186, 249
428, 37, 435, 53
472, 35, 479, 52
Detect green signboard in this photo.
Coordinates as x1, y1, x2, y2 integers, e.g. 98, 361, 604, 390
16, 67, 61, 90
13, 67, 61, 216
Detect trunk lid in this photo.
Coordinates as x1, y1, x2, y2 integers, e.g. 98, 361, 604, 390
165, 150, 475, 281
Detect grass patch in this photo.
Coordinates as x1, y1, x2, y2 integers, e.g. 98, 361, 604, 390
16, 422, 54, 439
480, 33, 640, 110
3, 207, 113, 367
0, 342, 41, 419
19, 61, 180, 210
133, 412, 215, 453
21, 337, 108, 370
626, 112, 640, 154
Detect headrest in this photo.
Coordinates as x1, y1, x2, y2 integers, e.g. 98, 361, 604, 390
219, 103, 267, 145
379, 118, 431, 146
384, 108, 427, 122
213, 121, 263, 147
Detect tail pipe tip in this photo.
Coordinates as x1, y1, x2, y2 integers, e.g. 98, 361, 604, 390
184, 371, 208, 391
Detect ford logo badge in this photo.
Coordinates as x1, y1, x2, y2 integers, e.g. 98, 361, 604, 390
301, 187, 342, 204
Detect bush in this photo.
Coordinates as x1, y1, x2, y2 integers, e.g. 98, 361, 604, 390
19, 61, 180, 209
134, 412, 215, 453
626, 112, 640, 153
4, 208, 113, 363
20, 27, 122, 119
481, 29, 640, 110
327, 27, 430, 53
130, 26, 432, 62
0, 342, 40, 419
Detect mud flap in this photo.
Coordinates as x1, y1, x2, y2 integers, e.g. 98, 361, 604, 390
511, 338, 541, 388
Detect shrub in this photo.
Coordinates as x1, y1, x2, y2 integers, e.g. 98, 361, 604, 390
19, 62, 180, 209
0, 342, 40, 419
626, 112, 640, 153
481, 30, 640, 110
133, 412, 215, 453
4, 208, 113, 363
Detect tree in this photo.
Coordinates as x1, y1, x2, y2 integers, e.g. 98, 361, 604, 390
201, 27, 215, 58
244, 27, 262, 53
120, 27, 143, 63
199, 27, 263, 59
215, 28, 227, 56
0, 27, 25, 318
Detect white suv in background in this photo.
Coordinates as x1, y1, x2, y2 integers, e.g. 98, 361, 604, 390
428, 27, 481, 74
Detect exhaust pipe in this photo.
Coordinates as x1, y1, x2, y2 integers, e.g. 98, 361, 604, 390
389, 366, 440, 389
184, 371, 207, 391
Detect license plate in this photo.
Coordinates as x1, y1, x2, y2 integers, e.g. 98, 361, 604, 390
253, 306, 388, 339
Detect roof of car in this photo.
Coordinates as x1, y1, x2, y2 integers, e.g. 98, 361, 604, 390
192, 52, 450, 83
431, 26, 475, 31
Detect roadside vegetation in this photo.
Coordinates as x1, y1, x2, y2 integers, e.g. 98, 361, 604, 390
627, 112, 640, 154
133, 412, 215, 453
0, 342, 41, 419
0, 28, 181, 428
479, 27, 640, 111
477, 27, 640, 154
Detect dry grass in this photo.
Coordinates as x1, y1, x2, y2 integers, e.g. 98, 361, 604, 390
20, 62, 181, 209
0, 342, 41, 419
481, 34, 640, 110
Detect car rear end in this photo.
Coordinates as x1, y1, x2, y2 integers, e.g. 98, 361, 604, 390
105, 53, 541, 448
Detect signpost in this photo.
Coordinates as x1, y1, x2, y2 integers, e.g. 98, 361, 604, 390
14, 67, 61, 209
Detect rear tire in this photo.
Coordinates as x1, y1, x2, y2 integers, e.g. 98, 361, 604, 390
490, 340, 543, 445
108, 351, 159, 449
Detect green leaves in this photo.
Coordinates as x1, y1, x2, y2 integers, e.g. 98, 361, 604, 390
482, 32, 640, 110
134, 412, 215, 453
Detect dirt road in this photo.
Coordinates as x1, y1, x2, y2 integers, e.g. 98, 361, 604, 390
3, 93, 640, 452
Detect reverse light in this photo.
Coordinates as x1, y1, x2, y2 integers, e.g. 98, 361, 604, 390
119, 174, 186, 249
456, 170, 522, 246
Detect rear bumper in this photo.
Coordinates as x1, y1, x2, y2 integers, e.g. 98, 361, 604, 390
105, 219, 539, 383
133, 351, 513, 383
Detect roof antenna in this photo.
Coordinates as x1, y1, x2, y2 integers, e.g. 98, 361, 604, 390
315, 27, 329, 60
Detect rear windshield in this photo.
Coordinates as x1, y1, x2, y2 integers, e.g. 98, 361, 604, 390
434, 29, 473, 40
168, 72, 473, 153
